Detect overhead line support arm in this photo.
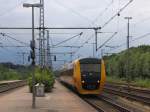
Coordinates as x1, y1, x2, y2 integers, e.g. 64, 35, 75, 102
0, 27, 101, 30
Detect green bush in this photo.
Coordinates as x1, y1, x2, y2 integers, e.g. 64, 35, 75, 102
28, 67, 55, 92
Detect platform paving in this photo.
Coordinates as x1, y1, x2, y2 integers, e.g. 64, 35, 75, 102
0, 80, 20, 84
0, 81, 97, 112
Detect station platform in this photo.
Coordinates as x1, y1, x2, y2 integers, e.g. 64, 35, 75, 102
0, 80, 21, 84
0, 81, 97, 112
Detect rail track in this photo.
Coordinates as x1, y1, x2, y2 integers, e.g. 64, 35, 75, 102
83, 95, 132, 112
0, 80, 27, 93
59, 80, 136, 112
98, 94, 132, 112
105, 82, 150, 94
104, 83, 150, 106
83, 97, 109, 112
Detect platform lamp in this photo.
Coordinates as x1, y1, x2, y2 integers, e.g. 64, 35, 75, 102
23, 3, 43, 108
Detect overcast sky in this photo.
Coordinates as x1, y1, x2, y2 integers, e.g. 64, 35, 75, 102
0, 0, 150, 68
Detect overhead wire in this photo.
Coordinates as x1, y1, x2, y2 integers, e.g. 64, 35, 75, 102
5, 34, 26, 51
0, 45, 29, 48
51, 45, 82, 48
0, 32, 31, 62
53, 0, 95, 26
0, 33, 29, 46
74, 0, 133, 57
0, 35, 29, 64
72, 0, 115, 57
96, 0, 148, 47
51, 0, 115, 59
0, 40, 18, 56
53, 32, 83, 47
101, 0, 133, 29
132, 32, 150, 42
68, 0, 114, 55
106, 32, 150, 53
48, 0, 133, 61
92, 0, 114, 24
97, 32, 117, 50
6, 34, 39, 51
71, 32, 83, 46
0, 0, 29, 59
0, 0, 28, 17
111, 14, 150, 36
74, 33, 94, 55
92, 0, 133, 53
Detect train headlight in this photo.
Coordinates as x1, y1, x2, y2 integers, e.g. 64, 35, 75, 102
81, 80, 85, 83
97, 80, 100, 83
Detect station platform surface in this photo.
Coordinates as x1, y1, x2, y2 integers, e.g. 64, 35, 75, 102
0, 81, 97, 112
0, 80, 21, 84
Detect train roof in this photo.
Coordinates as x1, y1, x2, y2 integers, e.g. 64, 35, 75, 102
78, 58, 101, 64
61, 58, 101, 70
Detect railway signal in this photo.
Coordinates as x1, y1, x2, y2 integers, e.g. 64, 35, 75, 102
30, 40, 35, 61
54, 55, 57, 61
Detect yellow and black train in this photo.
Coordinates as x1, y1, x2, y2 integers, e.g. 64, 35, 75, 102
59, 58, 106, 95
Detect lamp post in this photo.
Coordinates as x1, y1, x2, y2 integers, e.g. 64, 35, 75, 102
23, 3, 43, 108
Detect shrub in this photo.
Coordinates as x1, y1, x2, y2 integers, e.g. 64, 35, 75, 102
28, 67, 55, 92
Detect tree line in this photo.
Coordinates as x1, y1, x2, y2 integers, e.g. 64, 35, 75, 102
0, 63, 31, 81
104, 45, 150, 80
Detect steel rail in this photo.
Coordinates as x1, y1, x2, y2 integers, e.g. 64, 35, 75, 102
83, 98, 107, 112
105, 83, 150, 94
104, 87, 150, 106
98, 95, 131, 112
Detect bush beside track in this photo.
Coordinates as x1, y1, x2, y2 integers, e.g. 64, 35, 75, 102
104, 45, 150, 88
28, 67, 55, 92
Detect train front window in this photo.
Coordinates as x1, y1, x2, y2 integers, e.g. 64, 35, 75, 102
80, 64, 100, 73
80, 63, 101, 90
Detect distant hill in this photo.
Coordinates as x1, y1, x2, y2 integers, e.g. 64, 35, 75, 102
0, 62, 27, 69
104, 45, 150, 80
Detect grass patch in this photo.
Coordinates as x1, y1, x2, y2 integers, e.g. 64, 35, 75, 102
106, 76, 126, 83
106, 76, 150, 88
133, 78, 150, 88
